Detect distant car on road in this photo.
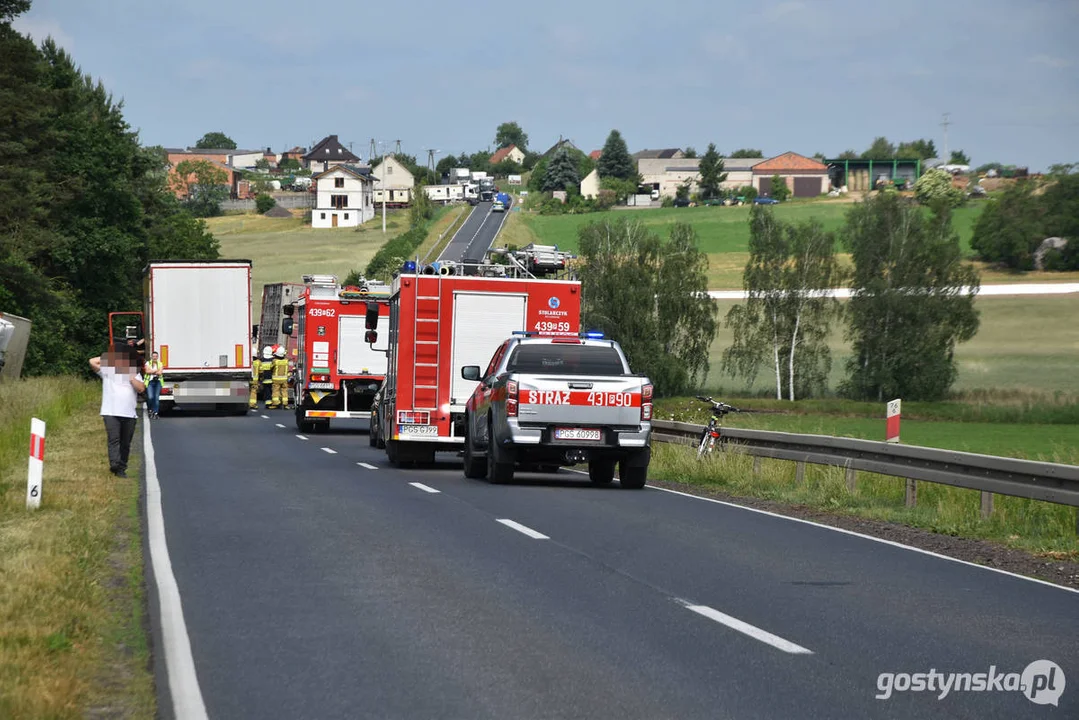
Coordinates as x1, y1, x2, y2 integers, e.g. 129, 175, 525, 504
673, 197, 691, 207
754, 196, 779, 205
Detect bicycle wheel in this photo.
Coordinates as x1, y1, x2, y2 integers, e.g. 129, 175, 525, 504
696, 429, 711, 459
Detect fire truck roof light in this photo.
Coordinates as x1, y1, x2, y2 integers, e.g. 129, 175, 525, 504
401, 260, 417, 274
583, 331, 605, 339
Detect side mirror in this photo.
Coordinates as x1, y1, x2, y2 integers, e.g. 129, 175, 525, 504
461, 365, 481, 381
365, 302, 380, 330
365, 330, 378, 344
283, 305, 294, 317
281, 318, 294, 336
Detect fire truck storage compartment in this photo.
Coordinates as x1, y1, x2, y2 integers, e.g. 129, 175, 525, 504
338, 314, 387, 376
449, 292, 527, 407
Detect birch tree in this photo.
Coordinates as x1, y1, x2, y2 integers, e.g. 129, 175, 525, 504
722, 206, 841, 400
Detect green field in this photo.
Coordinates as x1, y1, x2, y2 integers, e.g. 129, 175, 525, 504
702, 295, 1079, 395
208, 213, 411, 315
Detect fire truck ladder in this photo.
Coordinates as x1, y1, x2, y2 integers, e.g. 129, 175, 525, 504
412, 272, 442, 410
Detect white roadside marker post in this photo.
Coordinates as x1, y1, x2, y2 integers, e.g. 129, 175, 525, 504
27, 417, 45, 510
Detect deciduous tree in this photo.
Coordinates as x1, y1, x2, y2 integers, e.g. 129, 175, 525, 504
494, 121, 528, 151
841, 194, 980, 401
195, 131, 236, 149
949, 149, 970, 165
769, 174, 791, 202
730, 148, 763, 158
577, 219, 716, 395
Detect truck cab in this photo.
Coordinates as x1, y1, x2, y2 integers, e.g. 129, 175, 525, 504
461, 332, 653, 488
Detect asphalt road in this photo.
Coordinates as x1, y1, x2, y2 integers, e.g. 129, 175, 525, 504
147, 413, 1079, 719
437, 201, 510, 264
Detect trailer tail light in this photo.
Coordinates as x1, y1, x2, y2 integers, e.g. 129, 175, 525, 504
506, 380, 518, 417
641, 383, 653, 421
397, 410, 431, 425
310, 374, 329, 382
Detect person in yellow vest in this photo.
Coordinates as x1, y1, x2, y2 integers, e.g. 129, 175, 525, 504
249, 350, 263, 409
269, 345, 290, 409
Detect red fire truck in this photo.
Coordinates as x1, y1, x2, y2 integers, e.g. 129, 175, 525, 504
283, 275, 392, 432
367, 269, 582, 465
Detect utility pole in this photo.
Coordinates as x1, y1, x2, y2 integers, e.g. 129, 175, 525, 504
941, 113, 951, 162
379, 140, 386, 234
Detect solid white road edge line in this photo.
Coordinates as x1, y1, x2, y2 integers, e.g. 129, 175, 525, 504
142, 409, 210, 720
295, 434, 308, 440
649, 485, 1079, 596
275, 423, 285, 428
357, 462, 378, 470
321, 447, 337, 454
496, 518, 549, 540
409, 482, 440, 494
680, 601, 813, 655
562, 467, 1078, 594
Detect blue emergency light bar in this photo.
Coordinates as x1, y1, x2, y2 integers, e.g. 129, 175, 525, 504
511, 330, 606, 339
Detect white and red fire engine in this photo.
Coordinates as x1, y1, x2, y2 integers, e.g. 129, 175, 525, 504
283, 274, 391, 432
367, 265, 582, 465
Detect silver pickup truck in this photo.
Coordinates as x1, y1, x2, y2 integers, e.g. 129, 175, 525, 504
461, 333, 653, 488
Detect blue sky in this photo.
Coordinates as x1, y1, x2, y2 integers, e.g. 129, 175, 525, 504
13, 0, 1079, 170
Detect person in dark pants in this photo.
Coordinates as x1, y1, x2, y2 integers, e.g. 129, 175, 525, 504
90, 345, 145, 477
143, 350, 163, 417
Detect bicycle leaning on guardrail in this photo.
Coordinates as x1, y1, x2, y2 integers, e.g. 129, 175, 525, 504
694, 396, 742, 460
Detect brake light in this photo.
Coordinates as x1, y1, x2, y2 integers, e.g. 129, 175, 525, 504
641, 383, 653, 421
506, 380, 518, 417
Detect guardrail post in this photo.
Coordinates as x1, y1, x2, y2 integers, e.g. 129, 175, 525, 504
905, 479, 917, 508
845, 464, 857, 493
980, 491, 993, 519
795, 461, 806, 486
753, 456, 762, 475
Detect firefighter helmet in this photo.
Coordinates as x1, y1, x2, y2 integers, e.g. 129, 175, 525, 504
261, 346, 273, 360
274, 346, 286, 358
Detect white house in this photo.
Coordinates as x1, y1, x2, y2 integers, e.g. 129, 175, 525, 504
580, 168, 600, 199
371, 155, 415, 205
312, 165, 375, 228
490, 144, 526, 166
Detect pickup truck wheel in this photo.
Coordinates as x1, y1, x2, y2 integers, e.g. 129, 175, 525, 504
588, 459, 615, 485
487, 438, 514, 485
463, 420, 488, 480
619, 450, 650, 490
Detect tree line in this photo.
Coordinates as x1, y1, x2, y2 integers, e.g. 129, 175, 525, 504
0, 1, 218, 374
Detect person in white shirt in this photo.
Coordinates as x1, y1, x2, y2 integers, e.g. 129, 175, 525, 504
89, 345, 146, 478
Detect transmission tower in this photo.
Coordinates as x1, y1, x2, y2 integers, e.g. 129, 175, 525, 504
427, 148, 438, 172
368, 138, 376, 163
941, 113, 952, 161
394, 139, 402, 156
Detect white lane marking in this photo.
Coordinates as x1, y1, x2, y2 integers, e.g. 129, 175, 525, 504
260, 414, 269, 419
410, 482, 440, 494
142, 410, 210, 719
295, 434, 308, 441
321, 447, 337, 454
497, 518, 549, 540
650, 486, 1079, 596
681, 602, 813, 655
275, 423, 285, 428
357, 462, 378, 470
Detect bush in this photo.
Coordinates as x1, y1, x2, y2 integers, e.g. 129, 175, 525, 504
737, 185, 758, 201
914, 168, 964, 208
660, 196, 674, 208
255, 194, 276, 213
364, 225, 428, 280
595, 189, 617, 210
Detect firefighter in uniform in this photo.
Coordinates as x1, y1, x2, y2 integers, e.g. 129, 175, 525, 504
259, 346, 274, 406
249, 349, 262, 409
269, 345, 290, 409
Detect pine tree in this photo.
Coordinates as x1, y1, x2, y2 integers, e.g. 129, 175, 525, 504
597, 129, 636, 181
697, 143, 727, 200
541, 147, 579, 192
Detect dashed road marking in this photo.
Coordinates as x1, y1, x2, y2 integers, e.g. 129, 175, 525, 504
680, 601, 813, 655
296, 434, 308, 441
275, 423, 285, 428
321, 447, 337, 454
357, 462, 378, 470
496, 519, 549, 540
409, 482, 440, 494
260, 414, 269, 419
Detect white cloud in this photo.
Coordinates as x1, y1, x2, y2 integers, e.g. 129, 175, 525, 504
1027, 54, 1071, 69
12, 16, 75, 50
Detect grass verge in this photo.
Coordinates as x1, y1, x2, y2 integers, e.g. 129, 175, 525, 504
648, 442, 1079, 559
416, 205, 469, 262
0, 377, 155, 719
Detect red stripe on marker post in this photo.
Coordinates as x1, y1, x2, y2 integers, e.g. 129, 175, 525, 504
27, 417, 45, 510
886, 399, 901, 443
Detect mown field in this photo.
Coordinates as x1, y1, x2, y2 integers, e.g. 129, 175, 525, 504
514, 200, 1079, 288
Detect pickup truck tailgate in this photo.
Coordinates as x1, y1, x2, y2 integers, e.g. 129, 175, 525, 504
516, 375, 644, 426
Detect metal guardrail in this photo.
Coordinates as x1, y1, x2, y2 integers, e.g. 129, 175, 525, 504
652, 420, 1079, 519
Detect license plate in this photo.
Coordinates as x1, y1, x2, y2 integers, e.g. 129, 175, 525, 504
399, 424, 438, 437
554, 427, 601, 441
